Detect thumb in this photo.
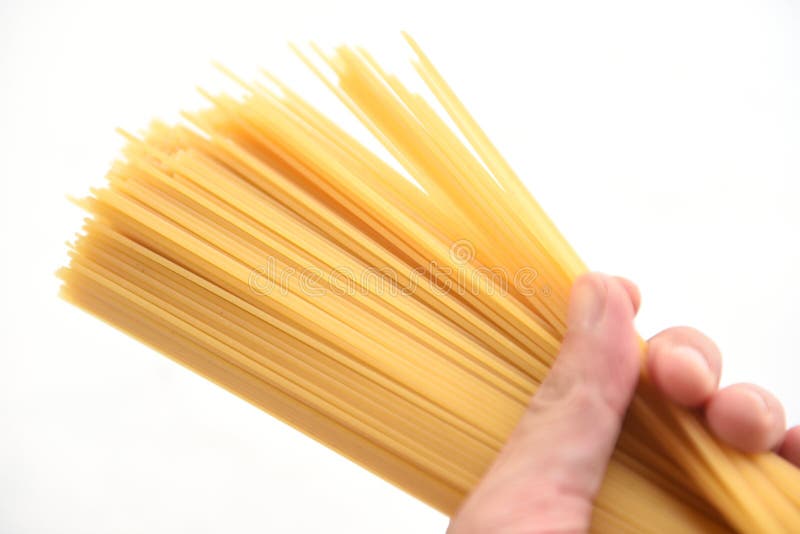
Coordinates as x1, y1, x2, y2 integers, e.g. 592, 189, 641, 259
449, 273, 641, 533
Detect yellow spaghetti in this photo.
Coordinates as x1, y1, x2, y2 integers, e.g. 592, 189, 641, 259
58, 35, 800, 532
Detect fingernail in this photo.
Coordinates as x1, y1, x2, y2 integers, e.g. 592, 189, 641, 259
672, 345, 713, 388
744, 388, 772, 420
568, 275, 607, 328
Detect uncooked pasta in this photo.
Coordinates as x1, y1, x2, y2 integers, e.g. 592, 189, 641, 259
59, 35, 800, 532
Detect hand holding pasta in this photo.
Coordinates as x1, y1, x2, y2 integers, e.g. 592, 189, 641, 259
60, 37, 800, 531
448, 273, 800, 533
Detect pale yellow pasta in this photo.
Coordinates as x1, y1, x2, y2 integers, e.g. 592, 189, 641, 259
59, 37, 800, 532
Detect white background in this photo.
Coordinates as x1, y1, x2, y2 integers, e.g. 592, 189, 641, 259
1, 1, 798, 532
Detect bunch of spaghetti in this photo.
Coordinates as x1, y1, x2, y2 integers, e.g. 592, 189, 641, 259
59, 36, 800, 532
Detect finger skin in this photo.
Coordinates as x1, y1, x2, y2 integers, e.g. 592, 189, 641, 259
448, 273, 640, 534
706, 383, 787, 453
647, 326, 721, 407
647, 328, 794, 457
778, 426, 800, 467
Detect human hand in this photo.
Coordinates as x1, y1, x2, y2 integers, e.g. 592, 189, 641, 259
447, 273, 800, 533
